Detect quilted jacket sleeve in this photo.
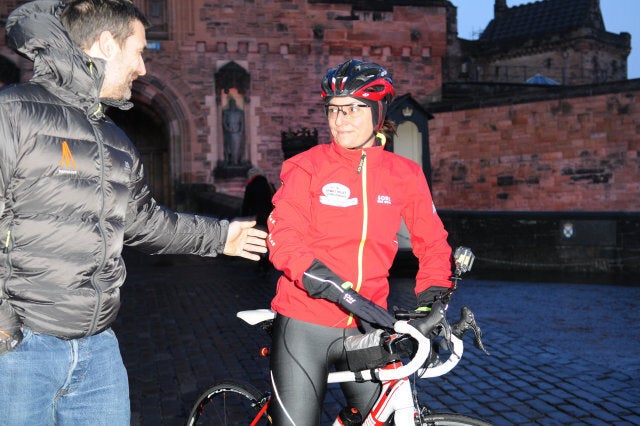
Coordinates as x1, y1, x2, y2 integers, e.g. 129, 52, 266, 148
123, 153, 228, 257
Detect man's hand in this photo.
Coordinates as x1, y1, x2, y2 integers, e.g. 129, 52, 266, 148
223, 220, 268, 261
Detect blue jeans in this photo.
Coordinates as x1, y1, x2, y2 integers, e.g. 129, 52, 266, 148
0, 327, 130, 425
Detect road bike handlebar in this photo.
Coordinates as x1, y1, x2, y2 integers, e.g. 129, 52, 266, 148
236, 307, 465, 384
326, 319, 463, 384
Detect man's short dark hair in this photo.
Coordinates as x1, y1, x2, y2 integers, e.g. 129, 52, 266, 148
60, 0, 149, 50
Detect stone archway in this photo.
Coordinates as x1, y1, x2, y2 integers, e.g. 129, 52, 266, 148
214, 61, 251, 180
106, 77, 190, 209
108, 103, 171, 205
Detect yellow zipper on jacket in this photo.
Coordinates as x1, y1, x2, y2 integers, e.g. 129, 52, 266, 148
348, 150, 368, 325
3, 230, 10, 253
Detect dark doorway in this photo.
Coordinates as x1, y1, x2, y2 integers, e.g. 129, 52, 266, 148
107, 104, 171, 206
0, 55, 20, 87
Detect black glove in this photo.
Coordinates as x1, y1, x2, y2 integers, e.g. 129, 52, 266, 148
338, 289, 396, 330
301, 259, 395, 330
0, 300, 22, 356
416, 286, 451, 312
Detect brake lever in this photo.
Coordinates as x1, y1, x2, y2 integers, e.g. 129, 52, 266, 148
451, 306, 490, 356
408, 301, 446, 338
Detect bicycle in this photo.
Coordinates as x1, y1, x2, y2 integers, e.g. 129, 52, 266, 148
186, 247, 491, 426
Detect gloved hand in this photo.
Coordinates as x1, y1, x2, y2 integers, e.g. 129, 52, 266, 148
416, 286, 451, 313
0, 300, 22, 356
301, 259, 396, 330
338, 289, 396, 330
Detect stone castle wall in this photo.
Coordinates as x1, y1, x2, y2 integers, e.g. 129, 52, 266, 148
143, 0, 449, 187
428, 87, 640, 212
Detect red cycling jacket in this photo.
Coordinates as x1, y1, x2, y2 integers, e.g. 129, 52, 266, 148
268, 141, 452, 328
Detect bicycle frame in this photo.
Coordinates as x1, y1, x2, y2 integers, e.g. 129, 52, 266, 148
359, 364, 415, 425
251, 402, 270, 426
248, 366, 415, 425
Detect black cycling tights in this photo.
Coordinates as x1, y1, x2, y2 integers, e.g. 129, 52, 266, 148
268, 314, 380, 426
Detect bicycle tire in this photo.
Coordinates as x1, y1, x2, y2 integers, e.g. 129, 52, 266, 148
419, 413, 493, 426
186, 380, 271, 426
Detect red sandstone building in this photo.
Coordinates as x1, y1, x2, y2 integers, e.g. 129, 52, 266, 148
1, 0, 638, 275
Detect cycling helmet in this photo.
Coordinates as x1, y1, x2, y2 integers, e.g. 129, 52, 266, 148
321, 59, 395, 131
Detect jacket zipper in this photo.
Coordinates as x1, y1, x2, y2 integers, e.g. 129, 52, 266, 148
1, 228, 13, 297
3, 230, 10, 254
87, 126, 108, 336
348, 151, 368, 325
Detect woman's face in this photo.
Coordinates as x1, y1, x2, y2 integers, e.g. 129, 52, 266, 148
326, 96, 375, 150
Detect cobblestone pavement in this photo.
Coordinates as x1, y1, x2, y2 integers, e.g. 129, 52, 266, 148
113, 253, 640, 426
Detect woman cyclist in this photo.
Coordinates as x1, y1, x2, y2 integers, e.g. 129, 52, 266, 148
266, 59, 454, 425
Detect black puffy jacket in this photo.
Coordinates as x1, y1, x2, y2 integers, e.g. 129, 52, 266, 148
0, 1, 228, 338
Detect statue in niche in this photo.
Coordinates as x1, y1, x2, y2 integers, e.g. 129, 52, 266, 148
222, 97, 245, 165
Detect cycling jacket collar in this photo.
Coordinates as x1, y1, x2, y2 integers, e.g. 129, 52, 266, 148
330, 140, 385, 164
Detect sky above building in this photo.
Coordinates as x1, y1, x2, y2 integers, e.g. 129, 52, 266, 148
453, 0, 639, 79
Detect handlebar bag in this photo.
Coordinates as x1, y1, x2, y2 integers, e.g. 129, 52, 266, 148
343, 329, 400, 372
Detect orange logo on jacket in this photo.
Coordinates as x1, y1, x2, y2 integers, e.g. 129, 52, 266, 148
58, 141, 78, 175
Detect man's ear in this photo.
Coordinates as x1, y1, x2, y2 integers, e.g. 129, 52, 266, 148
86, 30, 118, 60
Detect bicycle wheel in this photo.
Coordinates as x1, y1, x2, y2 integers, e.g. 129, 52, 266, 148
419, 413, 493, 426
186, 380, 271, 426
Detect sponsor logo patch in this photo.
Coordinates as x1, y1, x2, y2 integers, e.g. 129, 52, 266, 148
377, 195, 392, 205
319, 183, 358, 207
58, 141, 78, 176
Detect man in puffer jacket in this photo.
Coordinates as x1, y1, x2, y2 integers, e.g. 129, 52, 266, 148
0, 1, 267, 424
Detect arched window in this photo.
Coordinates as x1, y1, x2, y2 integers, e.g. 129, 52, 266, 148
395, 121, 422, 166
146, 0, 168, 40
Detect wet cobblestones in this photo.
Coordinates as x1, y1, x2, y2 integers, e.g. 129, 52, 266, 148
113, 254, 640, 425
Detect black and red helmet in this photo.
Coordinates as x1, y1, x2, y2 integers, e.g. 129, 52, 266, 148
321, 59, 395, 131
